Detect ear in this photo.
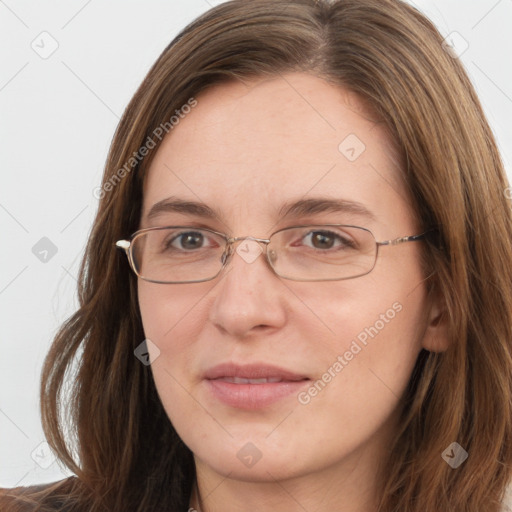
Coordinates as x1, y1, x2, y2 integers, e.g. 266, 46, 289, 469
421, 287, 450, 353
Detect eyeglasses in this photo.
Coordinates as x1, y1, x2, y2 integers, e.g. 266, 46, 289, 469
115, 224, 431, 284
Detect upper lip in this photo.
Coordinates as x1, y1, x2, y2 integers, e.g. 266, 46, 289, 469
203, 362, 309, 381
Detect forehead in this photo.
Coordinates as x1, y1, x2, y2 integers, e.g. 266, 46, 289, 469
141, 72, 414, 233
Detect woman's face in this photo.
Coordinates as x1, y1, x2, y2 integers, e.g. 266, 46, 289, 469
138, 73, 444, 491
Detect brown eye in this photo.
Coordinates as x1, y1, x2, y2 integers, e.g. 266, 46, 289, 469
310, 231, 335, 249
164, 231, 207, 251
175, 232, 205, 250
299, 230, 355, 251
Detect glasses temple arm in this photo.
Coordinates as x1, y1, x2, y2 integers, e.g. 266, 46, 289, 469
377, 231, 433, 246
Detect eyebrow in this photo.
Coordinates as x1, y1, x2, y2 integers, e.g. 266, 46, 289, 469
277, 197, 376, 222
145, 196, 376, 224
146, 197, 221, 222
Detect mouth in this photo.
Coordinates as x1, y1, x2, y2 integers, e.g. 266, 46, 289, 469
217, 376, 292, 384
203, 363, 310, 409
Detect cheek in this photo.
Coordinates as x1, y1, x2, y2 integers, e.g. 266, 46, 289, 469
137, 281, 207, 351
137, 281, 207, 424
288, 279, 426, 451
292, 263, 428, 408
295, 262, 426, 356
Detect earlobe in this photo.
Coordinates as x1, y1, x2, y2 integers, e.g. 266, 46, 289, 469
421, 290, 451, 353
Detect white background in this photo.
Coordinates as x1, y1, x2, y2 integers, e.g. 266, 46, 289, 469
1, 0, 511, 487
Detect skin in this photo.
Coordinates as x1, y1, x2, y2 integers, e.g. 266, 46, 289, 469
137, 72, 449, 512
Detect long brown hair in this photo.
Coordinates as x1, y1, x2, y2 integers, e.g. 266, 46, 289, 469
2, 0, 512, 510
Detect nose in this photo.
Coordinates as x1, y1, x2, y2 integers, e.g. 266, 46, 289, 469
208, 238, 287, 338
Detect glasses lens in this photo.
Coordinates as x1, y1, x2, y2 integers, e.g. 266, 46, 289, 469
131, 227, 226, 283
269, 225, 377, 281
129, 225, 377, 283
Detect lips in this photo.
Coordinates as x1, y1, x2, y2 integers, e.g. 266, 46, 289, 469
219, 376, 284, 384
203, 362, 308, 382
203, 362, 310, 409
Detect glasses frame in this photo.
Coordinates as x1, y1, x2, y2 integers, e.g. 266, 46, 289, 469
115, 224, 433, 284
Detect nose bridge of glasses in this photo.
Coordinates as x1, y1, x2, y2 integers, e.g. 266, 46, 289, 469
221, 236, 274, 267
227, 235, 271, 244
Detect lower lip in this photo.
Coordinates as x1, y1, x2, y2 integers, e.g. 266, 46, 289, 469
205, 379, 310, 409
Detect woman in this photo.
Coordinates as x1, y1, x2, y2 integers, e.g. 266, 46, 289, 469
1, 0, 512, 510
